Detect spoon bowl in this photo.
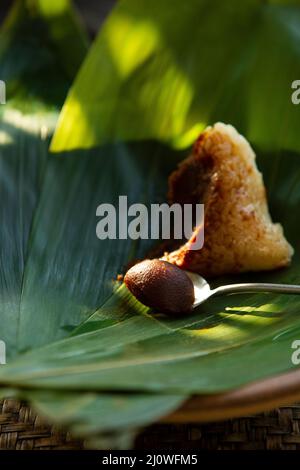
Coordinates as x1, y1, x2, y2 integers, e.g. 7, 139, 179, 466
185, 271, 211, 307
185, 270, 300, 309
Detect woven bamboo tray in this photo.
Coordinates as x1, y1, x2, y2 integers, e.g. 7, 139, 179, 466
137, 406, 300, 450
0, 399, 83, 450
1, 399, 300, 450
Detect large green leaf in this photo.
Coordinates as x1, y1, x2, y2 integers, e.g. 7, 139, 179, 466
1, 275, 300, 393
13, 141, 185, 354
0, 0, 87, 358
0, 1, 186, 447
51, 0, 300, 153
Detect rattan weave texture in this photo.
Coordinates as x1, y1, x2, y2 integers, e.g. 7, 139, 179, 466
0, 399, 83, 450
1, 399, 300, 450
136, 406, 300, 450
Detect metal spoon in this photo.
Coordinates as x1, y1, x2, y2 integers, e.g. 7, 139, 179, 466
186, 271, 300, 309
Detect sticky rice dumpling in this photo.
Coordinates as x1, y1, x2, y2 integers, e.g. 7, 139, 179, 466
165, 123, 293, 277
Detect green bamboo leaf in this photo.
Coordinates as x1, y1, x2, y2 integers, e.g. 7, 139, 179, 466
14, 140, 180, 353
35, 0, 88, 79
0, 0, 88, 357
0, 0, 91, 357
0, 0, 87, 110
0, 1, 187, 444
1, 277, 300, 393
51, 0, 300, 153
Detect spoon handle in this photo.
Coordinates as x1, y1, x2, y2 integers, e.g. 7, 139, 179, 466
211, 283, 300, 297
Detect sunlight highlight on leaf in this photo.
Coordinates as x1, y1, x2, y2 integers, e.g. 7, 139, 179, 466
51, 0, 300, 154
172, 122, 205, 149
105, 14, 160, 79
